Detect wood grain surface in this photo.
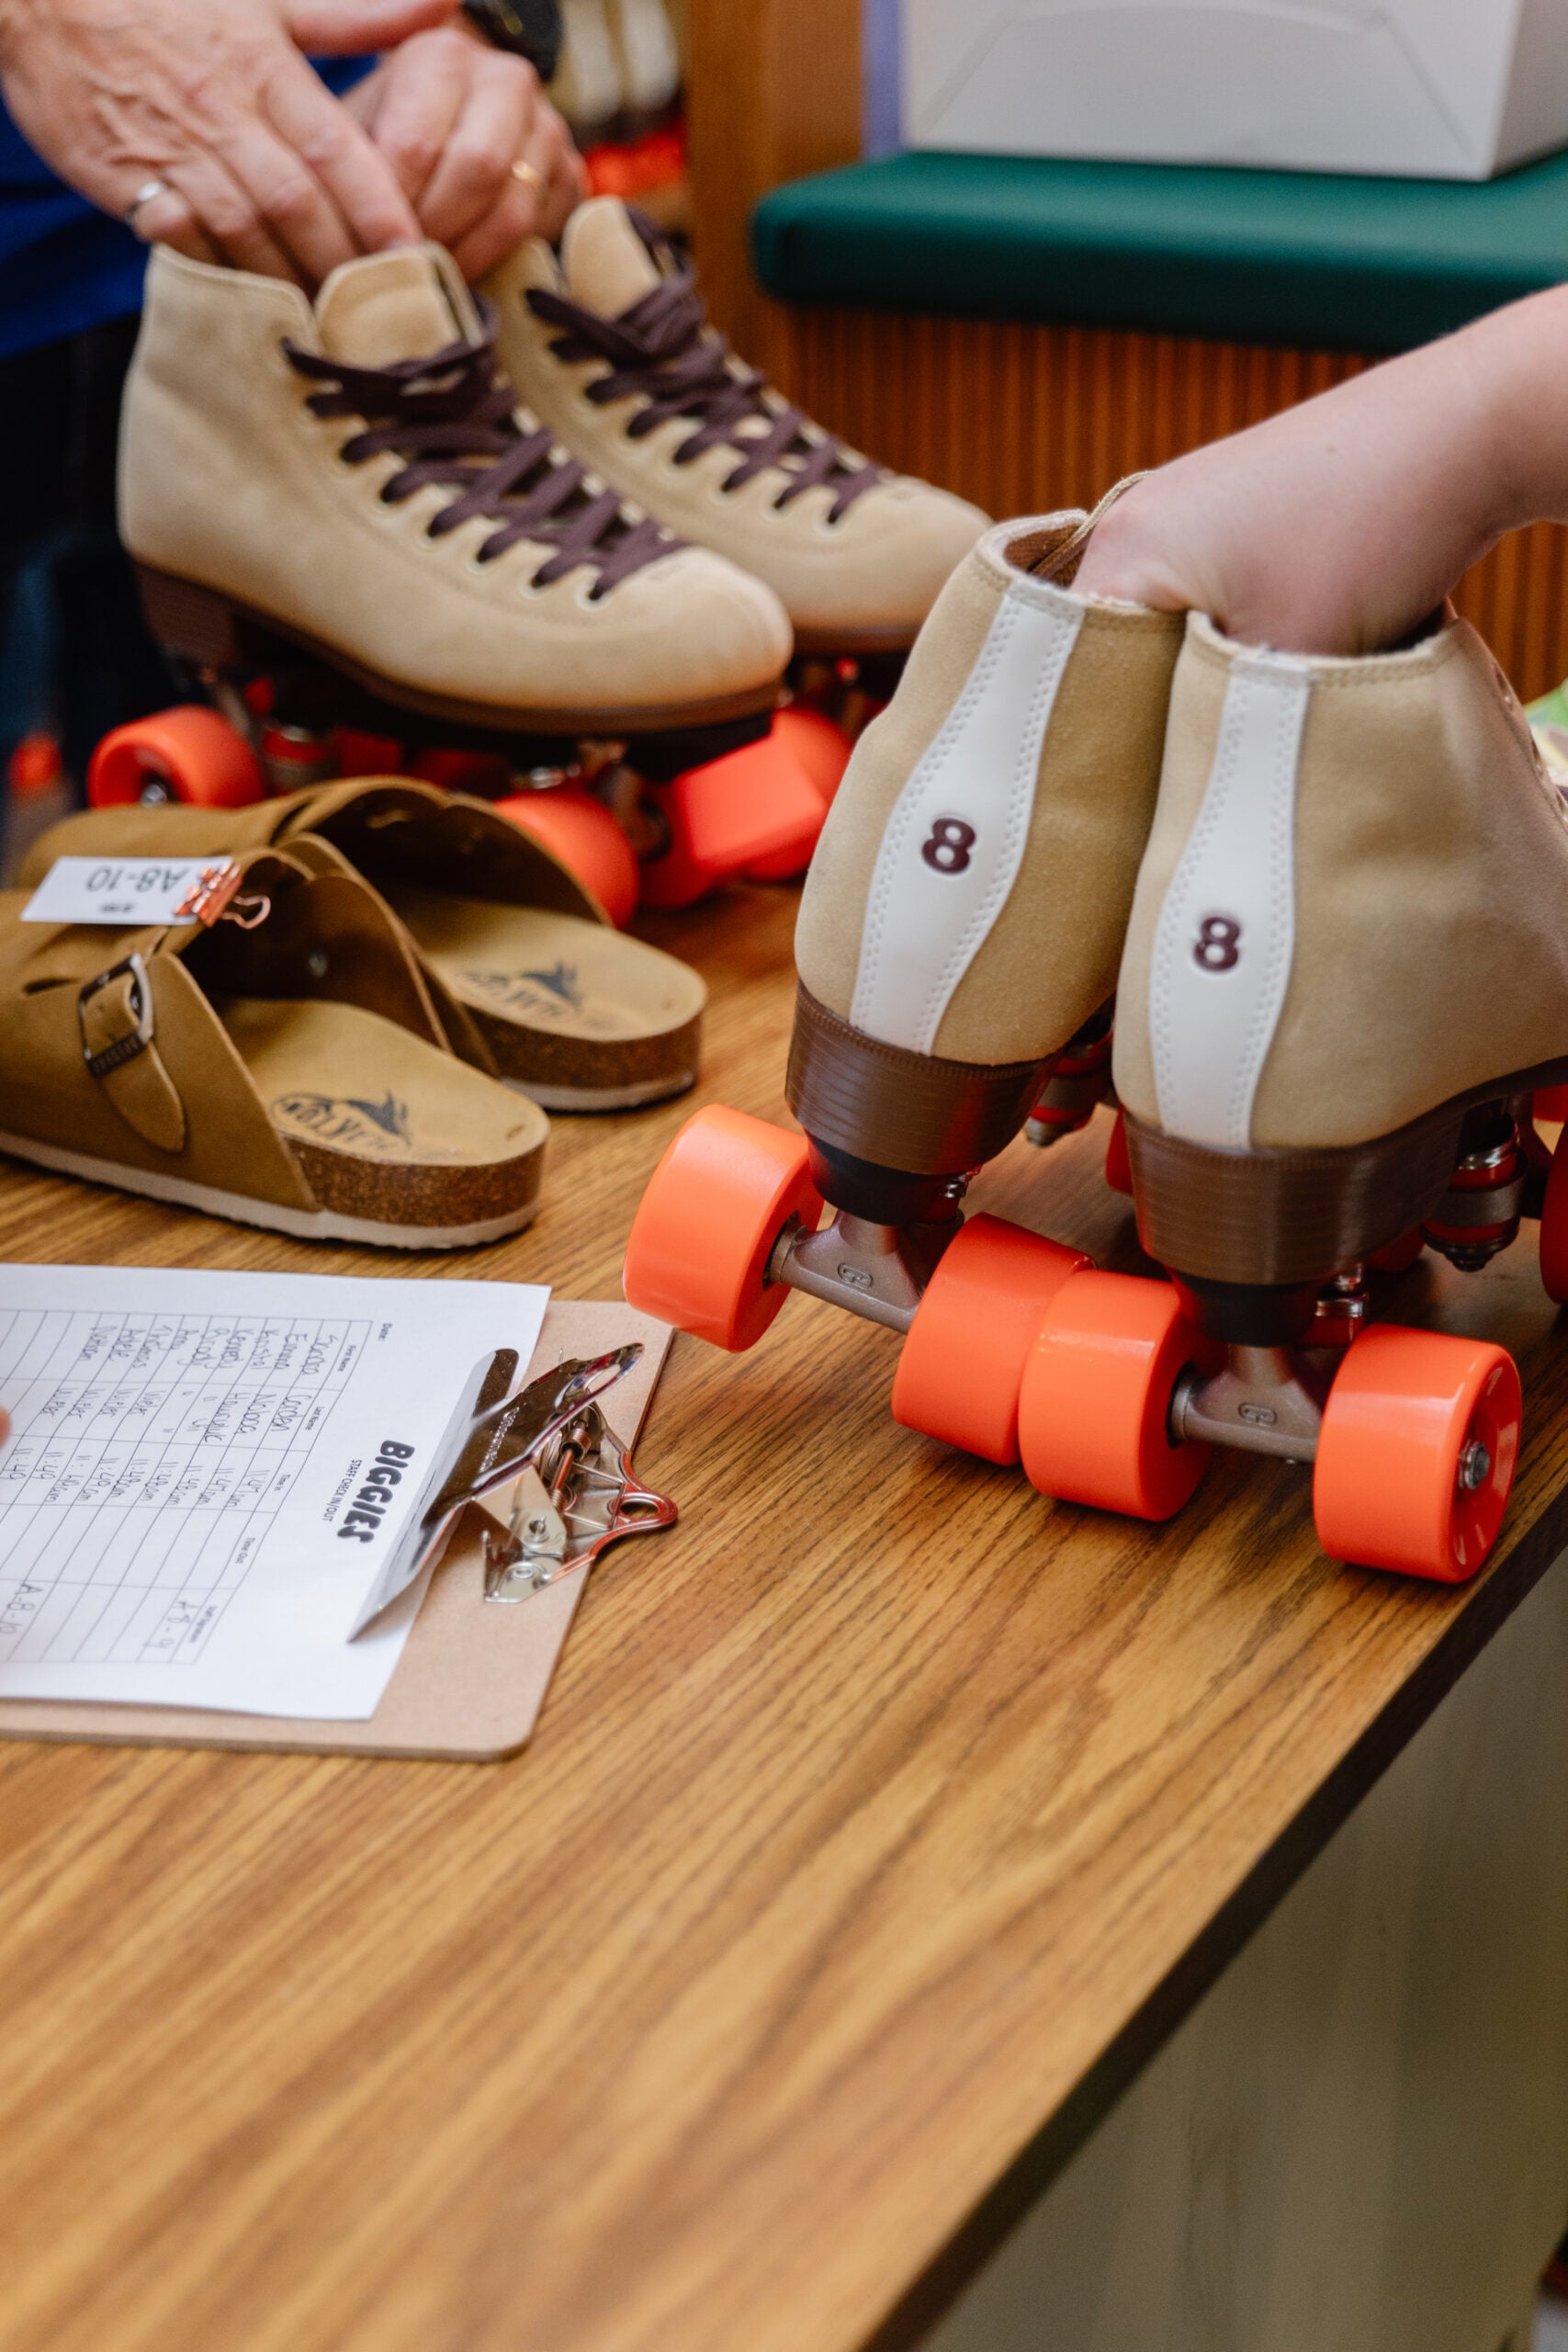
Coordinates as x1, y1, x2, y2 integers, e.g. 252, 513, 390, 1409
3, 880, 1568, 2352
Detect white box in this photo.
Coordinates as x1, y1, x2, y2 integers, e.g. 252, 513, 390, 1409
900, 0, 1568, 180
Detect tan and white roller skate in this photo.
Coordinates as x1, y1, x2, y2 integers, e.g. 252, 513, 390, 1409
482, 198, 990, 657
1018, 610, 1568, 1579
624, 504, 1185, 1464
119, 241, 791, 742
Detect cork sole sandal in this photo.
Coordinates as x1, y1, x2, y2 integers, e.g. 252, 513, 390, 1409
0, 999, 547, 1249
378, 887, 705, 1110
223, 996, 547, 1241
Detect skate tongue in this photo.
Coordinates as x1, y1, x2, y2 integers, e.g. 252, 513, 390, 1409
560, 197, 663, 319
315, 244, 484, 368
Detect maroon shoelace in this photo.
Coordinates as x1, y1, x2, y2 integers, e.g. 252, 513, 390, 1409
283, 312, 677, 596
526, 213, 883, 524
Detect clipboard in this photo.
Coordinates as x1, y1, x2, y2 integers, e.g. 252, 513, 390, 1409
0, 1302, 674, 1762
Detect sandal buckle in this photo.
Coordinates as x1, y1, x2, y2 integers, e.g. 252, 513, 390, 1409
79, 952, 155, 1080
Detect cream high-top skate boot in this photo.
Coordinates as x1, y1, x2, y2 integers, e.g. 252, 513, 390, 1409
119, 242, 791, 738
1112, 613, 1568, 1288
623, 503, 1185, 1469
481, 198, 989, 654
1019, 612, 1562, 1581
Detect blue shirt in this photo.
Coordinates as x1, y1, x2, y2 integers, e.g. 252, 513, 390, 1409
0, 57, 373, 362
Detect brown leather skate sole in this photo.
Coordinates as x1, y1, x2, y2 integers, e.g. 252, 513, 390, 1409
135, 564, 782, 738
1124, 1063, 1568, 1288
786, 983, 1048, 1175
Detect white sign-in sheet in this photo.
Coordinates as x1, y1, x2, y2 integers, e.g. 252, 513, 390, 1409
0, 1266, 547, 1718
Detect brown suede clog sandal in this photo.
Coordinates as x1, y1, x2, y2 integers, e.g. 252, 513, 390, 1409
21, 779, 705, 1111
0, 847, 547, 1246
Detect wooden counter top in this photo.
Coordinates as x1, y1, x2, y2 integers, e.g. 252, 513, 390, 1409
2, 880, 1565, 2352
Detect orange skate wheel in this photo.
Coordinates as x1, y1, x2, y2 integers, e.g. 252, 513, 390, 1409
1313, 1324, 1520, 1581
891, 1214, 1090, 1464
1018, 1271, 1211, 1521
747, 723, 836, 881
622, 1103, 823, 1351
495, 788, 640, 930
1104, 1108, 1133, 1197
1539, 1130, 1568, 1305
87, 706, 264, 809
773, 706, 853, 802
639, 731, 829, 909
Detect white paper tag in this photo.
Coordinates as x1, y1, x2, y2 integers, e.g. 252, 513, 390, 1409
22, 857, 234, 927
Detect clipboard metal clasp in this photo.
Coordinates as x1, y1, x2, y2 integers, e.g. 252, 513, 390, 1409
351, 1342, 676, 1639
479, 1347, 677, 1603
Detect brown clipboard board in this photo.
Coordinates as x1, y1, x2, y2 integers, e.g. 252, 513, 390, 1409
0, 1302, 673, 1763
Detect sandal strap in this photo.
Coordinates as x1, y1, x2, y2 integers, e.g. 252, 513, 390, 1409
78, 952, 187, 1153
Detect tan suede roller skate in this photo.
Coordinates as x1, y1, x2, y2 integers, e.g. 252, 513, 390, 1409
121, 240, 790, 738
624, 504, 1185, 1464
483, 198, 990, 658
1018, 611, 1568, 1580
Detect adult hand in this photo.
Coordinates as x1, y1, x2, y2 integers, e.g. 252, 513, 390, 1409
0, 0, 459, 288
344, 22, 583, 281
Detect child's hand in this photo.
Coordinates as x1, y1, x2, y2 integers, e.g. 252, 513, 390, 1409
1077, 288, 1565, 656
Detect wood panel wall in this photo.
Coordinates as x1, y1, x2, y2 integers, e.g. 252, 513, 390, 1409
753, 306, 1568, 703
683, 0, 1568, 702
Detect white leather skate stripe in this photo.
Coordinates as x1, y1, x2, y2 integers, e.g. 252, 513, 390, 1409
1150, 651, 1311, 1149
849, 586, 1084, 1055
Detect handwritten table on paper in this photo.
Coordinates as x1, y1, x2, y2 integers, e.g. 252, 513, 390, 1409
0, 1304, 367, 1669
0, 1265, 548, 1719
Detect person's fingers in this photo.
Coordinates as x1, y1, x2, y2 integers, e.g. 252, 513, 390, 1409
156, 148, 310, 283
127, 185, 221, 266
0, 1412, 9, 1449
186, 104, 363, 283
539, 119, 586, 243
363, 30, 471, 209
285, 0, 460, 52
415, 48, 539, 254
469, 116, 585, 271
446, 136, 553, 279
444, 96, 580, 279
259, 51, 422, 275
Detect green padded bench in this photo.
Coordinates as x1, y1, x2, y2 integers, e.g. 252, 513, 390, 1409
752, 149, 1568, 354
